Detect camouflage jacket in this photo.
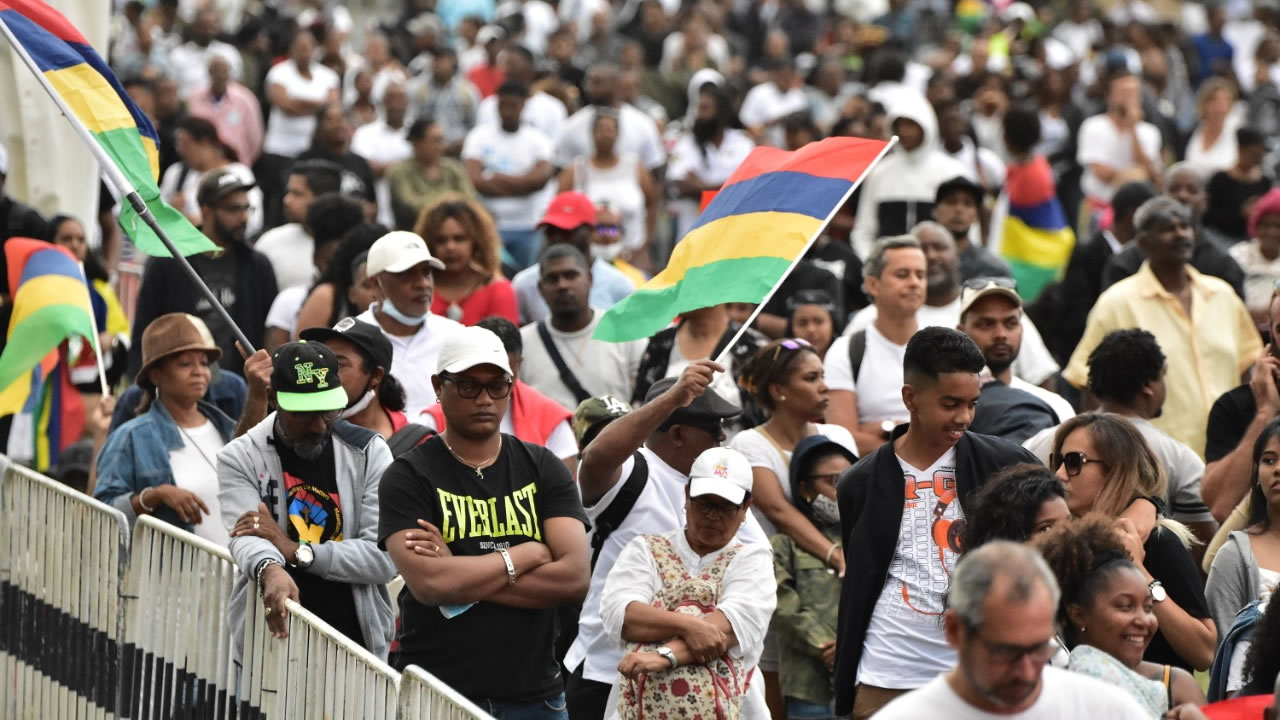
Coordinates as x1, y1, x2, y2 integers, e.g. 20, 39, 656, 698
771, 526, 841, 706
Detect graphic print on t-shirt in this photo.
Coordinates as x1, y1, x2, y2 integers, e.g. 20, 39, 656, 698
885, 459, 962, 618
436, 481, 541, 547
285, 471, 343, 544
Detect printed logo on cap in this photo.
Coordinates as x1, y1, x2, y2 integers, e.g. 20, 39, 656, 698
334, 317, 356, 331
714, 460, 730, 479
295, 362, 331, 388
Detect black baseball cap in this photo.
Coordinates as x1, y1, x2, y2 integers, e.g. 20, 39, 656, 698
270, 341, 348, 412
646, 376, 741, 429
935, 175, 984, 206
197, 167, 256, 207
300, 318, 393, 373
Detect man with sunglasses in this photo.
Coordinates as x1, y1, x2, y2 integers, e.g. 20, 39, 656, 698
875, 542, 1150, 718
218, 340, 397, 661
378, 326, 589, 718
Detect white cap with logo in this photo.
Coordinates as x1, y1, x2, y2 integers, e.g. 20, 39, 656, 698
437, 326, 513, 376
366, 231, 445, 276
688, 447, 754, 505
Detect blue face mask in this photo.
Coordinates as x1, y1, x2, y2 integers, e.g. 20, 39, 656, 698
379, 297, 427, 327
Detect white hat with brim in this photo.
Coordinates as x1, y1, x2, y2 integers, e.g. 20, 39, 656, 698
366, 231, 445, 276
688, 448, 754, 505
437, 326, 513, 376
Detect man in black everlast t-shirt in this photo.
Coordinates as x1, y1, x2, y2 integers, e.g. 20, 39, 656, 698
378, 325, 589, 718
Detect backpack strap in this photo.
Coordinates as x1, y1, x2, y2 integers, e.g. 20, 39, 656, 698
847, 329, 867, 384
591, 451, 649, 570
386, 423, 436, 457
537, 321, 593, 406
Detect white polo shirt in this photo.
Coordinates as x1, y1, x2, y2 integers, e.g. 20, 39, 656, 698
564, 446, 767, 684
357, 304, 463, 418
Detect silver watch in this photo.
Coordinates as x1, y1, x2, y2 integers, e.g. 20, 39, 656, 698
656, 646, 677, 669
293, 542, 315, 570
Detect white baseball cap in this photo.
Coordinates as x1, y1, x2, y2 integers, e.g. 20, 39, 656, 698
688, 448, 754, 505
366, 231, 444, 277
437, 326, 513, 375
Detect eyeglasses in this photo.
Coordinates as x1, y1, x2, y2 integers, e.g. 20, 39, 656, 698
440, 371, 513, 399
691, 495, 744, 519
972, 632, 1057, 666
1051, 451, 1107, 477
283, 408, 341, 422
596, 224, 621, 237
807, 472, 842, 485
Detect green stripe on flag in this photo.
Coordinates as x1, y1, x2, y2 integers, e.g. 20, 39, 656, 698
0, 303, 94, 390
1005, 259, 1059, 304
94, 127, 217, 257
594, 256, 793, 342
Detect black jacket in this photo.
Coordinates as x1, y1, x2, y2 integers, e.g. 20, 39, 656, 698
833, 425, 1040, 714
1101, 231, 1245, 300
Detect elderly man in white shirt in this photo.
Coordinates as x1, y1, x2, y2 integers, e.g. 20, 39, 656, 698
599, 447, 776, 720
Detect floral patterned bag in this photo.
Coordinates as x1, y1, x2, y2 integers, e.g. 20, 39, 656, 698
617, 534, 750, 720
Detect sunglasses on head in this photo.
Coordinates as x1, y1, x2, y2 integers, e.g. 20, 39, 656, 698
1051, 451, 1106, 477
596, 224, 621, 237
769, 338, 812, 363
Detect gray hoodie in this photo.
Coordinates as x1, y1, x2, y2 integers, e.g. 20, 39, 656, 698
1205, 530, 1263, 646
217, 415, 397, 661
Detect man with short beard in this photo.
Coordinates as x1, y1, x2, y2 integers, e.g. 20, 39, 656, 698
218, 339, 397, 660
127, 168, 278, 376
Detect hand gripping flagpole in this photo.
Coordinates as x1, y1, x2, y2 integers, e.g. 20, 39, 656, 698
0, 19, 256, 355
713, 136, 899, 366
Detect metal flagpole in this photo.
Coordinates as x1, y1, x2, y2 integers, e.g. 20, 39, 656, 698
713, 136, 900, 366
0, 18, 256, 355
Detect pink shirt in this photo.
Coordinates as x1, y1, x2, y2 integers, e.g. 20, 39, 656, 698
187, 83, 265, 165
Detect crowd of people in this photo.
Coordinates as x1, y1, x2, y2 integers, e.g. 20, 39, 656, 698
14, 0, 1280, 717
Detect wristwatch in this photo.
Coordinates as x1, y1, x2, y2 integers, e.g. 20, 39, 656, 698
292, 541, 315, 570
1148, 580, 1167, 603
656, 646, 678, 669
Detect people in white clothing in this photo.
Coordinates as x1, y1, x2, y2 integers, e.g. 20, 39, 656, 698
262, 32, 341, 160
1077, 72, 1163, 209
354, 231, 463, 417
738, 59, 809, 147
350, 83, 412, 228
558, 108, 657, 255
554, 65, 666, 171
254, 160, 341, 290
666, 82, 756, 241
474, 46, 568, 141
873, 542, 1152, 719
168, 9, 242, 99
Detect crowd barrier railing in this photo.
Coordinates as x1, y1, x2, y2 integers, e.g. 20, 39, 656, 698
0, 460, 129, 720
398, 665, 496, 720
119, 515, 242, 719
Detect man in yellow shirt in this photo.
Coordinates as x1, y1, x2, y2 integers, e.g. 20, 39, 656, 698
1065, 196, 1261, 457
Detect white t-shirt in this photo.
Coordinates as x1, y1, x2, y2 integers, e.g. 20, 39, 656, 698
419, 412, 577, 460
1076, 114, 1163, 203
169, 420, 229, 547
824, 324, 909, 424
858, 446, 961, 688
461, 124, 554, 230
554, 104, 666, 170
475, 91, 568, 143
263, 60, 340, 158
739, 82, 809, 147
350, 119, 412, 228
729, 424, 857, 537
158, 162, 263, 238
518, 312, 647, 412
265, 285, 307, 337
357, 304, 464, 418
875, 666, 1151, 719
253, 223, 314, 291
665, 337, 742, 411
666, 129, 756, 240
169, 40, 242, 99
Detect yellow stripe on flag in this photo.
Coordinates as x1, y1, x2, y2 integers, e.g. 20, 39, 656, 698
647, 212, 823, 290
8, 274, 92, 331
44, 63, 136, 135
1002, 217, 1075, 269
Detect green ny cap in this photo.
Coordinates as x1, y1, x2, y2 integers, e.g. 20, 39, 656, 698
271, 341, 349, 413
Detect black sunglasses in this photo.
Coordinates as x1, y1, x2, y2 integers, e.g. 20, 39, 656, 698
1051, 451, 1107, 477
440, 371, 513, 399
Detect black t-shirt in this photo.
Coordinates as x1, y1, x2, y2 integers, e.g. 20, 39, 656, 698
1142, 527, 1212, 671
1204, 384, 1256, 464
377, 434, 588, 703
276, 438, 366, 648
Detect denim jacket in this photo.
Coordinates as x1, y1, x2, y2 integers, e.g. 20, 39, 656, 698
93, 398, 237, 530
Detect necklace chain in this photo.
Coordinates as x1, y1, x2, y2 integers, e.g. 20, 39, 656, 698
442, 434, 502, 478
177, 423, 218, 472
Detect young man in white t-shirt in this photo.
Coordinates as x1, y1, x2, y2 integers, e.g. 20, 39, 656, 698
1077, 72, 1163, 208
874, 542, 1152, 719
825, 236, 925, 456
462, 80, 555, 270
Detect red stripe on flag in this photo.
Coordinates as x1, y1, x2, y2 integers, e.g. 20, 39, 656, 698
0, 0, 89, 45
721, 137, 889, 190
699, 190, 719, 213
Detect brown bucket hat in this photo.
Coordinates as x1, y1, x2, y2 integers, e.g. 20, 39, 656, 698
135, 313, 222, 387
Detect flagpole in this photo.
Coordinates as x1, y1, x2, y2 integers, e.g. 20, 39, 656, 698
0, 19, 256, 355
713, 136, 900, 366
77, 262, 110, 397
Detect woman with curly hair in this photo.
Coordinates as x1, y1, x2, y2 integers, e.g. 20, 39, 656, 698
961, 463, 1070, 551
1240, 595, 1280, 697
1052, 413, 1217, 672
416, 194, 518, 326
1035, 515, 1207, 716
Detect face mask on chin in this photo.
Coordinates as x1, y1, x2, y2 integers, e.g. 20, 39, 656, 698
590, 242, 624, 263
379, 297, 428, 326
338, 387, 376, 420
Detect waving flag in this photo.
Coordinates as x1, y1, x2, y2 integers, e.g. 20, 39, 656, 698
0, 0, 215, 257
0, 239, 96, 417
594, 137, 892, 342
993, 156, 1075, 302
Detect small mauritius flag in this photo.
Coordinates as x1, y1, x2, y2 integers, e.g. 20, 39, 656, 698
0, 0, 215, 257
594, 137, 891, 342
992, 155, 1076, 302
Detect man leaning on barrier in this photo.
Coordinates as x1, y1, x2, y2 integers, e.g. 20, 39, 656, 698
378, 325, 589, 719
217, 340, 397, 660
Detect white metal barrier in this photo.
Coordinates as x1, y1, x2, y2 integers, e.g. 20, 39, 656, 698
398, 665, 497, 720
0, 461, 129, 720
119, 516, 241, 719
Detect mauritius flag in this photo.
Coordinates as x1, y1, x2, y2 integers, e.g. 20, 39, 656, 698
594, 137, 891, 342
0, 0, 215, 257
992, 155, 1075, 302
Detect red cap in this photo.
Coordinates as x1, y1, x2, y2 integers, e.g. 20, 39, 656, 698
538, 191, 597, 230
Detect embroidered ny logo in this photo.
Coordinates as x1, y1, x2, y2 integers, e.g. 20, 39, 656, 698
294, 362, 330, 388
